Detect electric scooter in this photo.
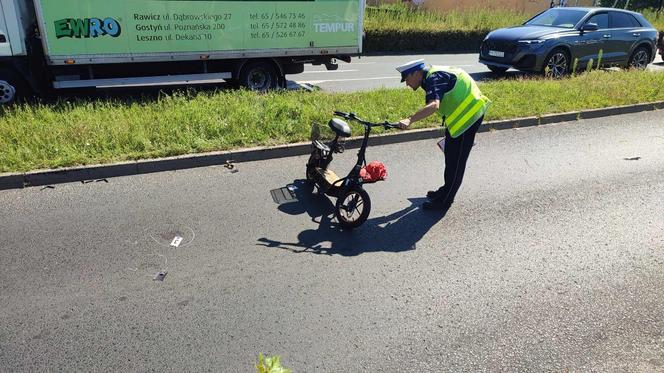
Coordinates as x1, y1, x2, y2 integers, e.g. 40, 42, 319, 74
306, 111, 399, 229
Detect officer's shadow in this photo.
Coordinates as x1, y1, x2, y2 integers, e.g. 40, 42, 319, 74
257, 180, 446, 256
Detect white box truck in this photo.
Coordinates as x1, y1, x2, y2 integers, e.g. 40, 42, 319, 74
0, 0, 365, 103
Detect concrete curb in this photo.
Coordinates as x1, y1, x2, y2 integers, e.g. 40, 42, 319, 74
2, 101, 663, 190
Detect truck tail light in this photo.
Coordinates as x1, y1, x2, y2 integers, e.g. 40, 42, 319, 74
65, 59, 76, 65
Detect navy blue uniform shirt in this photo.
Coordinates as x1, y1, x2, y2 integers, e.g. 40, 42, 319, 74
422, 68, 457, 104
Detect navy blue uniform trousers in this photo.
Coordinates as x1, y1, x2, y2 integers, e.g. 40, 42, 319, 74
436, 115, 483, 206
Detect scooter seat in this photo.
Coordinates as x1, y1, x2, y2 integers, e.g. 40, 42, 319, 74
317, 167, 341, 185
328, 118, 351, 138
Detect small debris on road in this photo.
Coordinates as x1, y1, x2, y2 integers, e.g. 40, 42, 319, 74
623, 156, 642, 161
170, 236, 183, 248
270, 185, 298, 204
153, 271, 167, 281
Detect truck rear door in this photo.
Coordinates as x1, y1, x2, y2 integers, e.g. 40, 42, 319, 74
0, 1, 13, 56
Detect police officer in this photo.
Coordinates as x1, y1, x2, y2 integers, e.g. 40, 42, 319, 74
395, 59, 490, 211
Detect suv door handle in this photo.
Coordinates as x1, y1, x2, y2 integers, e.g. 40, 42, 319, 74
632, 33, 641, 37
602, 34, 612, 38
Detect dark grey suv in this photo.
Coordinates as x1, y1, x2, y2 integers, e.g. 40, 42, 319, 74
479, 7, 658, 77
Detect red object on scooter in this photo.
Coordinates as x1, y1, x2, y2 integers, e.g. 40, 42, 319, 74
360, 161, 387, 182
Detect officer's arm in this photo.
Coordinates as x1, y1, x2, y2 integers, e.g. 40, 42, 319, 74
410, 100, 439, 123
398, 100, 439, 129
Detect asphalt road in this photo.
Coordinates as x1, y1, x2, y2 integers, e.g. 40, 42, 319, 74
287, 52, 664, 92
62, 53, 663, 99
1, 111, 663, 372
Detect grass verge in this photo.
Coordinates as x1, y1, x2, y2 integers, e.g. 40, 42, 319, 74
1, 69, 663, 173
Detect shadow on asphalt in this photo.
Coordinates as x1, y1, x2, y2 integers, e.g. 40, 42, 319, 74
471, 62, 664, 82
257, 180, 445, 256
469, 70, 529, 82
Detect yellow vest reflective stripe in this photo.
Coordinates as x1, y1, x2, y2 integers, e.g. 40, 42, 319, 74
426, 66, 491, 138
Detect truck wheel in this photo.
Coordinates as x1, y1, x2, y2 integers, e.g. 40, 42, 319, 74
0, 69, 28, 105
324, 61, 339, 71
239, 61, 279, 91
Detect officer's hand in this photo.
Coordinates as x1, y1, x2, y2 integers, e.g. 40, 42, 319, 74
397, 119, 411, 130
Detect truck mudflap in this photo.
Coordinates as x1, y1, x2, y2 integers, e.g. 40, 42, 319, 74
0, 56, 36, 92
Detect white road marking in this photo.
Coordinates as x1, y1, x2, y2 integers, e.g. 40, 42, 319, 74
299, 70, 359, 74
296, 76, 397, 84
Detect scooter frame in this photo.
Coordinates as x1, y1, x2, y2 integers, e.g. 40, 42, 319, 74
306, 111, 398, 228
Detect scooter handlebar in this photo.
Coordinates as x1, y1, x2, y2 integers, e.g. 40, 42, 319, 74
333, 111, 355, 120
333, 111, 398, 129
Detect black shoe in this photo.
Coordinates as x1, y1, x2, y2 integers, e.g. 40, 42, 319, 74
422, 199, 452, 211
426, 188, 443, 200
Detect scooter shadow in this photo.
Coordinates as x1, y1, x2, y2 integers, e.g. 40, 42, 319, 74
257, 180, 446, 256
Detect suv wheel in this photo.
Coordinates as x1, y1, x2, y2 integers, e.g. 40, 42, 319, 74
628, 47, 650, 70
543, 49, 569, 79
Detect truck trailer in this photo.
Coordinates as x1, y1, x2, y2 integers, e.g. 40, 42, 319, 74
0, 0, 365, 103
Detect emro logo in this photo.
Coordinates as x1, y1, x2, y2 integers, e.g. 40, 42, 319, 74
54, 18, 121, 39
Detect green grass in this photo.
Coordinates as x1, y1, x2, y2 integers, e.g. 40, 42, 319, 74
1, 69, 663, 173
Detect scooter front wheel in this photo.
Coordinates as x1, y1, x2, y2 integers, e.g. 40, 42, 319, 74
335, 185, 371, 229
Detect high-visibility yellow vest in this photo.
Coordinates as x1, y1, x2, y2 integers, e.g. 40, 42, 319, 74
426, 66, 491, 138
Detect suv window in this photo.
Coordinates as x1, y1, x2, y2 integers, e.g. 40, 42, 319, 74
611, 12, 641, 28
586, 13, 609, 29
525, 9, 588, 28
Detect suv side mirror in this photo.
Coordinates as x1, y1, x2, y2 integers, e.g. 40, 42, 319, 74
581, 23, 599, 34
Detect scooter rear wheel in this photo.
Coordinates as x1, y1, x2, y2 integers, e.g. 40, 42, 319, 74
335, 185, 371, 229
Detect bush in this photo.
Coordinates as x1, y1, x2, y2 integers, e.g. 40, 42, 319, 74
364, 29, 487, 53
363, 4, 527, 53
